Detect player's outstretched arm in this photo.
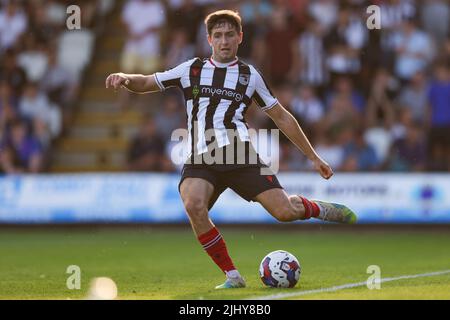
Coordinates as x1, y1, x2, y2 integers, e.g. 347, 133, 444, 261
105, 73, 160, 93
266, 103, 333, 180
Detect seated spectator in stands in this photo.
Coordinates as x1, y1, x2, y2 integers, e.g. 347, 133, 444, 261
19, 82, 62, 139
291, 85, 324, 136
421, 0, 449, 44
325, 8, 367, 76
127, 117, 166, 171
366, 68, 398, 128
392, 18, 434, 81
342, 128, 379, 171
427, 64, 450, 171
17, 32, 48, 82
0, 119, 43, 174
0, 81, 19, 137
0, 49, 27, 97
40, 47, 78, 125
164, 29, 195, 69
155, 94, 184, 140
121, 0, 165, 75
325, 76, 365, 114
0, 0, 28, 53
0, 81, 18, 113
291, 17, 328, 88
308, 0, 338, 33
312, 128, 346, 171
279, 142, 309, 171
387, 122, 427, 172
28, 1, 60, 45
265, 6, 296, 83
119, 0, 166, 109
237, 0, 272, 59
396, 71, 429, 124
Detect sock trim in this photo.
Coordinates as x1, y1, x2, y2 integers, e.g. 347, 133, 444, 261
203, 234, 222, 249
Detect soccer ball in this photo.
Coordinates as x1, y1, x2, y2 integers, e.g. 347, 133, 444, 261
259, 250, 301, 288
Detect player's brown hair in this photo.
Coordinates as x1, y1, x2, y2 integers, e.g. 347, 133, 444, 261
204, 10, 242, 36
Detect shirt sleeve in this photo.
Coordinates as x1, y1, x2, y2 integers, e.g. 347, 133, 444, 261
154, 58, 196, 91
251, 66, 278, 112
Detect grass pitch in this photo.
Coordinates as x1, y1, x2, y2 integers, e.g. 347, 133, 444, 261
0, 225, 449, 300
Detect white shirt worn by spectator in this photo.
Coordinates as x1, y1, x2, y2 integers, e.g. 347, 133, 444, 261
0, 7, 27, 51
19, 93, 62, 138
291, 96, 324, 124
122, 0, 166, 57
18, 51, 49, 82
364, 127, 394, 164
308, 0, 338, 32
393, 30, 434, 80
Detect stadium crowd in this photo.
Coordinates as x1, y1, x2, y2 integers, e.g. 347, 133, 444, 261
124, 0, 450, 173
0, 0, 114, 173
1, 0, 449, 174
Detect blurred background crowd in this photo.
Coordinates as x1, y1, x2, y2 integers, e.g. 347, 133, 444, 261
0, 0, 114, 173
1, 0, 449, 174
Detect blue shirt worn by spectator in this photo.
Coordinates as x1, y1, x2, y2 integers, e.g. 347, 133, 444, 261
428, 80, 450, 126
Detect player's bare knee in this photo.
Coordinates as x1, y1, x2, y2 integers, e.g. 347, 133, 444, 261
183, 197, 209, 219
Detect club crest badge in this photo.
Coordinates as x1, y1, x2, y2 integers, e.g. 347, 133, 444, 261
238, 74, 249, 85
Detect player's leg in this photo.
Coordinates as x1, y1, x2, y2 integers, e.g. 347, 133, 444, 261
255, 188, 357, 224
179, 176, 245, 289
224, 166, 357, 224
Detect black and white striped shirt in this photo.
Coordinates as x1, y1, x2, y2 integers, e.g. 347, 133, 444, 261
154, 57, 278, 158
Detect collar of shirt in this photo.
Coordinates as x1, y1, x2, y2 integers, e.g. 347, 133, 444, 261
209, 57, 239, 68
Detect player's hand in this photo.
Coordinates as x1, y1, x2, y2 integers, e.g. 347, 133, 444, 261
313, 157, 333, 180
105, 73, 130, 90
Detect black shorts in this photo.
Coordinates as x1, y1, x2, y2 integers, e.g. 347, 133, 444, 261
178, 163, 283, 210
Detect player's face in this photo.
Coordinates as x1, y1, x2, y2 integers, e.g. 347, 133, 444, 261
208, 23, 242, 63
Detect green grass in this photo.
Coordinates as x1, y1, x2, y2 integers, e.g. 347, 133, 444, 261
0, 226, 449, 300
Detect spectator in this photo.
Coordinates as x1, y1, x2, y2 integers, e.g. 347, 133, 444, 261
392, 19, 435, 81
396, 71, 429, 124
0, 81, 19, 143
308, 0, 338, 32
313, 128, 346, 171
167, 0, 205, 44
387, 122, 427, 171
120, 0, 166, 110
325, 8, 367, 76
291, 17, 328, 88
17, 32, 48, 82
265, 6, 296, 83
164, 29, 195, 68
121, 0, 166, 75
0, 0, 28, 52
237, 0, 272, 59
291, 85, 324, 136
0, 119, 43, 174
421, 0, 449, 44
278, 141, 307, 171
40, 47, 78, 117
342, 128, 380, 171
366, 68, 398, 128
427, 64, 450, 170
19, 82, 62, 139
127, 117, 166, 171
154, 94, 185, 140
0, 49, 27, 97
326, 76, 365, 114
28, 0, 60, 45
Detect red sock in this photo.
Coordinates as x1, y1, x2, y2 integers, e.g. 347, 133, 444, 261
198, 227, 236, 273
298, 196, 320, 219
